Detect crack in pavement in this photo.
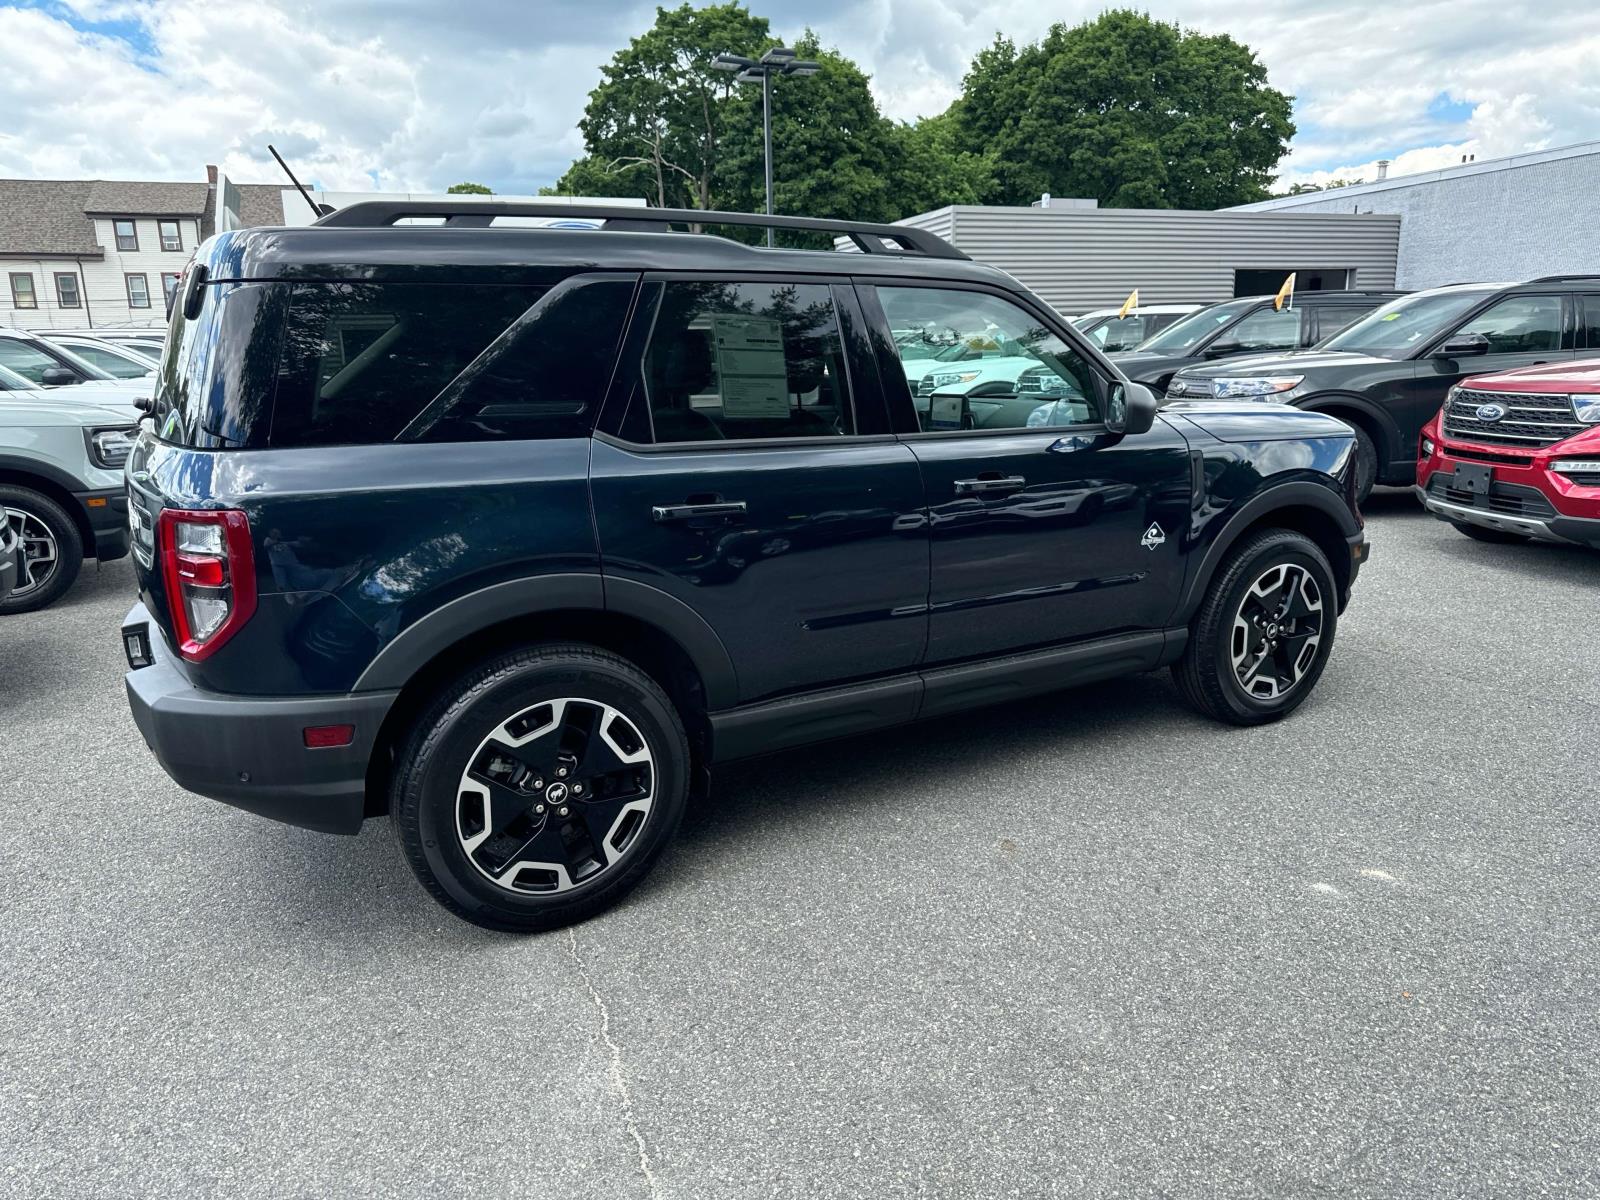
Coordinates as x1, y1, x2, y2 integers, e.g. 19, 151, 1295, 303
566, 927, 661, 1199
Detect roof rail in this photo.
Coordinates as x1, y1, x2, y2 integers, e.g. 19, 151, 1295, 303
1524, 274, 1600, 285
312, 201, 968, 260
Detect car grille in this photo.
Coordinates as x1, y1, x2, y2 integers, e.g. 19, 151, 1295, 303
1425, 474, 1557, 518
1441, 388, 1583, 447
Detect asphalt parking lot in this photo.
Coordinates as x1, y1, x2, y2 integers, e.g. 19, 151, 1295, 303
2, 490, 1598, 1198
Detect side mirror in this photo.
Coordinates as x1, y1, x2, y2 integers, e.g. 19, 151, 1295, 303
40, 366, 78, 387
1107, 381, 1158, 437
1203, 341, 1242, 359
1436, 333, 1489, 357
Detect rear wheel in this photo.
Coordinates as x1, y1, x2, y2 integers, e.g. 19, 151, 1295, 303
0, 486, 83, 615
1450, 521, 1529, 545
1173, 529, 1338, 726
391, 643, 690, 932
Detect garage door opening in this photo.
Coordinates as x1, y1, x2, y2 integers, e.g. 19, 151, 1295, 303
1234, 269, 1351, 297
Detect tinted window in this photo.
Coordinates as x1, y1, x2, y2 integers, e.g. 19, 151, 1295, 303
270, 283, 542, 447
1322, 289, 1495, 358
877, 286, 1099, 431
1314, 305, 1379, 342
1088, 315, 1152, 352
1585, 296, 1600, 349
62, 342, 149, 378
1455, 294, 1562, 353
1220, 306, 1301, 352
641, 281, 852, 443
400, 278, 633, 443
1137, 299, 1257, 353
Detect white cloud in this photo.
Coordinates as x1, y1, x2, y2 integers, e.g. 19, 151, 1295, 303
0, 0, 1594, 197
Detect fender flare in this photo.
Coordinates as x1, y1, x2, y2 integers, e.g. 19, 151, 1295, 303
0, 452, 87, 496
1174, 480, 1360, 625
1298, 392, 1402, 466
352, 572, 739, 707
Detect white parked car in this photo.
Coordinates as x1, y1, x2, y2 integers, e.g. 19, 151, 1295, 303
35, 334, 157, 380
0, 362, 145, 612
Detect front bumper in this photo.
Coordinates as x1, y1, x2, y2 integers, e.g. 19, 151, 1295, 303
76, 488, 129, 562
122, 603, 398, 834
1415, 483, 1600, 547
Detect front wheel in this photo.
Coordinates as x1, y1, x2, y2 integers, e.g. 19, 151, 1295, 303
1173, 529, 1339, 726
1450, 521, 1528, 545
1349, 425, 1378, 505
0, 485, 83, 615
391, 644, 690, 932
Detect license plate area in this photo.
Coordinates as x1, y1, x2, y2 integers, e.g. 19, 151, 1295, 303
1452, 462, 1493, 496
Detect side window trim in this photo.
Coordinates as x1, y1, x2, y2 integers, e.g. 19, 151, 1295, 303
856, 276, 1113, 439
1426, 292, 1566, 356
602, 271, 880, 452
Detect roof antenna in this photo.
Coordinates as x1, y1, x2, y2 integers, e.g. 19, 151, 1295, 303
268, 144, 335, 218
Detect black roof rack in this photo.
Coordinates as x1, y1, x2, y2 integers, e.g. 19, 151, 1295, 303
1524, 274, 1600, 285
312, 201, 968, 260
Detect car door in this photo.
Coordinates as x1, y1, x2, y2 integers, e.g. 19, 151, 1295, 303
865, 281, 1192, 665
1408, 292, 1577, 446
590, 276, 929, 706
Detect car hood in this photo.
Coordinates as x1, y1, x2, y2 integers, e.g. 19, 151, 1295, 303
1162, 400, 1356, 442
1106, 351, 1194, 383
1177, 349, 1396, 377
0, 391, 143, 427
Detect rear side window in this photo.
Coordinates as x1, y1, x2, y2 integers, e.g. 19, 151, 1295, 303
270, 283, 542, 447
1585, 296, 1600, 350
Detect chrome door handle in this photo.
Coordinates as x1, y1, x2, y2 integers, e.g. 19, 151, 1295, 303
954, 475, 1026, 496
652, 501, 748, 522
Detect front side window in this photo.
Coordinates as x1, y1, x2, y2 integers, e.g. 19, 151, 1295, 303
1453, 294, 1563, 353
113, 219, 139, 251
0, 339, 64, 383
159, 220, 183, 252
8, 273, 37, 309
55, 273, 81, 308
270, 282, 543, 447
1219, 306, 1302, 353
126, 274, 151, 308
640, 281, 852, 443
1088, 315, 1151, 352
62, 342, 149, 379
1321, 289, 1496, 358
877, 286, 1099, 432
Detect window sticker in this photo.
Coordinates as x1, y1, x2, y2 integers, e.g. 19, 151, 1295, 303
711, 314, 790, 419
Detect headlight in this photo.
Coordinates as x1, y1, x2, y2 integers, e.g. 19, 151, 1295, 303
1207, 375, 1306, 400
85, 426, 137, 470
930, 371, 980, 389
1570, 394, 1600, 424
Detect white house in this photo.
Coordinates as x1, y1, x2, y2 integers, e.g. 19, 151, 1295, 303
0, 171, 285, 331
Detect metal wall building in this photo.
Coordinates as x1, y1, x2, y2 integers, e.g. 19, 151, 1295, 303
1228, 140, 1600, 291
891, 204, 1401, 314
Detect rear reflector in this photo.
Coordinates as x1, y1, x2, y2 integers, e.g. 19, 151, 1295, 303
303, 724, 356, 749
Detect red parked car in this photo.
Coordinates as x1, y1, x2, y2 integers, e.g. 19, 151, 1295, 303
1416, 359, 1600, 547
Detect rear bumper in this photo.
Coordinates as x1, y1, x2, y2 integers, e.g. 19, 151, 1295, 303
121, 603, 398, 834
76, 488, 129, 562
1414, 485, 1600, 547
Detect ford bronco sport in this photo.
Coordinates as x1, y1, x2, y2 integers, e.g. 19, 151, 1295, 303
121, 203, 1368, 931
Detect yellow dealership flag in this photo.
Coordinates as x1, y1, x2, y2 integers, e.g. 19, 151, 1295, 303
1273, 272, 1297, 311
1117, 288, 1139, 318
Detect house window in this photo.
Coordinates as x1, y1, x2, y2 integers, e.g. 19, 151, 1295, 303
55, 273, 81, 308
9, 273, 38, 309
158, 220, 183, 252
113, 219, 139, 251
126, 273, 151, 308
161, 272, 182, 309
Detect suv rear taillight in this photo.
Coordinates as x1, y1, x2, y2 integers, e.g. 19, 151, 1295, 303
157, 509, 257, 662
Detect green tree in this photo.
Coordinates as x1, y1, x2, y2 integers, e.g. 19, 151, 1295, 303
446, 181, 493, 194
576, 2, 770, 209
889, 109, 995, 213
957, 11, 1294, 208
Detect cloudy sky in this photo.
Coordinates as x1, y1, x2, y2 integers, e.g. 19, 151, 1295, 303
1, 0, 1595, 199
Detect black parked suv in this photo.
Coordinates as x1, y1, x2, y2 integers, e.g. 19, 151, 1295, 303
121, 204, 1368, 931
1163, 278, 1600, 500
1109, 290, 1404, 395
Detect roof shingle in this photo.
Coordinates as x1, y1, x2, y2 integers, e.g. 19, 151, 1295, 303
83, 180, 210, 217
0, 179, 100, 257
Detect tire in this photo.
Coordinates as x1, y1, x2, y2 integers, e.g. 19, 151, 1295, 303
1450, 521, 1529, 545
391, 643, 690, 932
0, 485, 84, 615
1349, 424, 1378, 505
1173, 528, 1339, 726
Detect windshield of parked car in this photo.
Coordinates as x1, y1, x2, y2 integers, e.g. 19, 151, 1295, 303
0, 362, 36, 391
1319, 289, 1494, 358
1135, 299, 1256, 354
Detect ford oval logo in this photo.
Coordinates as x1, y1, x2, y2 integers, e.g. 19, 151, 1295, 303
1475, 402, 1508, 423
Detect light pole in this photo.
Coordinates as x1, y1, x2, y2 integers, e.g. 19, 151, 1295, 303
712, 47, 821, 246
